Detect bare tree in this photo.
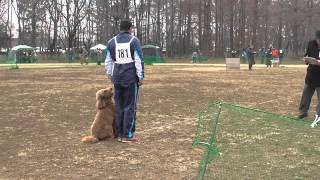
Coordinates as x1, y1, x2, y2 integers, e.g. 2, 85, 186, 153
30, 0, 46, 47
215, 0, 223, 56
59, 0, 92, 55
238, 0, 246, 50
251, 0, 258, 48
2, 0, 320, 57
228, 0, 236, 51
46, 0, 61, 52
0, 0, 9, 50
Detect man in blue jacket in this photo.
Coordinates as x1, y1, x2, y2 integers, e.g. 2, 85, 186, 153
105, 20, 144, 142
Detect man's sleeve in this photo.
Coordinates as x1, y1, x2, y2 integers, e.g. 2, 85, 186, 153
304, 41, 311, 57
105, 43, 114, 77
133, 38, 144, 80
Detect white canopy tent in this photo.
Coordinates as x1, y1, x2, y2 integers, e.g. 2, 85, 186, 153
11, 45, 34, 51
90, 44, 106, 51
8, 45, 36, 64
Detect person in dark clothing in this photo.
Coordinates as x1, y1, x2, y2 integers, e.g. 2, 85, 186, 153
247, 47, 256, 71
298, 30, 320, 128
105, 20, 144, 142
265, 47, 272, 68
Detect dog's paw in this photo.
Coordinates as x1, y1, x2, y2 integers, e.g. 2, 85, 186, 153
81, 136, 99, 143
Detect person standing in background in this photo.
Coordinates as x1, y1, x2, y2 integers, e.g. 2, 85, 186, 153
265, 47, 272, 68
298, 30, 320, 128
192, 51, 198, 63
247, 46, 256, 71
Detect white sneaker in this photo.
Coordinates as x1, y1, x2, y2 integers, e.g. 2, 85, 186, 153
310, 115, 320, 128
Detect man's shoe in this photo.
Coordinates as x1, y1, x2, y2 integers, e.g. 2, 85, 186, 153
121, 136, 140, 143
298, 114, 308, 119
117, 137, 122, 142
311, 115, 320, 128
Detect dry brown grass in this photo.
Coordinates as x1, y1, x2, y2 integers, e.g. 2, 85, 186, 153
0, 65, 319, 179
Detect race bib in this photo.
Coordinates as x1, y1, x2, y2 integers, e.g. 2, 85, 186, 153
115, 36, 134, 64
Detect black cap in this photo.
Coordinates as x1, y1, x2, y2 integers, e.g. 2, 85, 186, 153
120, 20, 134, 31
316, 30, 320, 40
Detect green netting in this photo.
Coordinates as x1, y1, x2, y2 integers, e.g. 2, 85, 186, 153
193, 102, 221, 151
142, 45, 165, 65
2, 54, 105, 64
193, 101, 320, 180
144, 55, 165, 65
6, 48, 37, 64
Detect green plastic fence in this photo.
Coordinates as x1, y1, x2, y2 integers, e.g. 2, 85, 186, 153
193, 101, 320, 180
144, 55, 165, 65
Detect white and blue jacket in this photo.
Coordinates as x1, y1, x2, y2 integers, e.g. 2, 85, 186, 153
105, 32, 144, 84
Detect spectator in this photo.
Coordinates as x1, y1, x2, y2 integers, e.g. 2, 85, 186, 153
247, 46, 256, 71
231, 50, 237, 57
192, 51, 198, 63
298, 30, 320, 128
271, 47, 280, 67
265, 47, 272, 68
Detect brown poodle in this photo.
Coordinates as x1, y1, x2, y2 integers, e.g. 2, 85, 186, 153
82, 87, 117, 143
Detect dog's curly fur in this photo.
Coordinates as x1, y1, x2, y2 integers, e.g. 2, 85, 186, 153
81, 87, 117, 143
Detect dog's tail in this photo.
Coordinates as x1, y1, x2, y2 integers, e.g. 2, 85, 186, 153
81, 136, 99, 143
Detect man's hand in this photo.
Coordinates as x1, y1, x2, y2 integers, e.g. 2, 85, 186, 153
138, 80, 143, 86
107, 75, 112, 83
303, 57, 309, 65
304, 57, 320, 66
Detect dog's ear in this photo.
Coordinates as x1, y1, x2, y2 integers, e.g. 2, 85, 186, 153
96, 89, 106, 109
96, 89, 104, 100
96, 97, 106, 109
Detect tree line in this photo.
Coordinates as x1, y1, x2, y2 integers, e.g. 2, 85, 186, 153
1, 0, 320, 57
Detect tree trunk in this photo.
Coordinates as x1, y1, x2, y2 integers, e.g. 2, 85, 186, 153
53, 0, 59, 52
146, 0, 151, 43
186, 3, 192, 53
291, 0, 299, 56
169, 0, 175, 56
156, 0, 161, 46
239, 0, 246, 49
203, 0, 211, 55
215, 0, 223, 56
165, 0, 169, 54
122, 0, 129, 18
198, 0, 203, 52
251, 0, 258, 48
229, 0, 235, 51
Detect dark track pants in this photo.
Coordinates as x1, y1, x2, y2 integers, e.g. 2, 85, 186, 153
114, 82, 139, 138
249, 64, 253, 70
299, 84, 320, 116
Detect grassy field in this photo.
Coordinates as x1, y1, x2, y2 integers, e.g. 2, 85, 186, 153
0, 64, 319, 179
194, 102, 319, 179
